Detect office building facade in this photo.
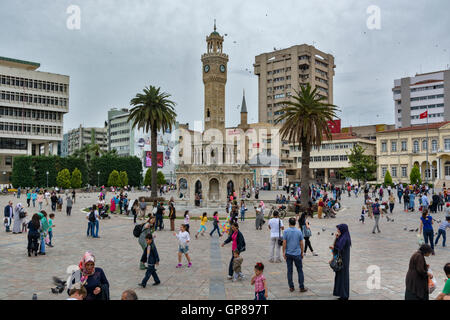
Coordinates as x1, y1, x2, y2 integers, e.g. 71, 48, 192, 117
0, 56, 69, 183
254, 44, 335, 124
393, 70, 450, 128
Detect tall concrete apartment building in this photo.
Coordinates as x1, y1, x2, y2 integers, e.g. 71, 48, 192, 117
63, 125, 107, 157
0, 56, 69, 184
254, 44, 335, 124
393, 69, 450, 128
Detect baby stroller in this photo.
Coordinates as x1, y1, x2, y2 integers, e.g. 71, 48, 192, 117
99, 205, 111, 219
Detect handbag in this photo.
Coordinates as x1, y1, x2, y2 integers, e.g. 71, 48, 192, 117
277, 219, 283, 246
303, 224, 312, 238
329, 251, 343, 272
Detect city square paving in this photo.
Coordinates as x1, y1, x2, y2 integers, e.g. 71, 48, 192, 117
0, 190, 448, 300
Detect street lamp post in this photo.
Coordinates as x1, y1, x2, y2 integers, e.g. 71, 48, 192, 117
46, 171, 49, 188
364, 168, 367, 183
97, 171, 100, 187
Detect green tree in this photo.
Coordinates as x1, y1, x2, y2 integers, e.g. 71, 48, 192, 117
143, 168, 152, 186
384, 170, 393, 186
410, 165, 422, 185
128, 86, 177, 197
157, 171, 166, 185
56, 169, 71, 189
71, 168, 82, 188
341, 144, 377, 183
275, 83, 339, 205
107, 170, 120, 187
11, 156, 34, 188
119, 171, 128, 187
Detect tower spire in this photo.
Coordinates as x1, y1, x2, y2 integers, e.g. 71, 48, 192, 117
241, 90, 247, 113
214, 19, 216, 32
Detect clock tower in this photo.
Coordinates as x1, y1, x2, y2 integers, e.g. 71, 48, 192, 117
201, 21, 228, 131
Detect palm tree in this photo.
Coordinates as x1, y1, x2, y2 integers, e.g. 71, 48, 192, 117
128, 86, 177, 198
275, 83, 339, 206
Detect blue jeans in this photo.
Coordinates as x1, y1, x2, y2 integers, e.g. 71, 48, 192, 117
240, 210, 245, 221
286, 254, 305, 289
94, 220, 99, 237
87, 222, 94, 236
435, 229, 446, 247
423, 229, 434, 250
40, 234, 45, 253
32, 200, 36, 207
209, 224, 221, 237
155, 215, 163, 231
48, 230, 53, 245
254, 290, 266, 300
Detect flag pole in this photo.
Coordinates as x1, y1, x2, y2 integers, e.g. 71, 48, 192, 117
426, 106, 429, 184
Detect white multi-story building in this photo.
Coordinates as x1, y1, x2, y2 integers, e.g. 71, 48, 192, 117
0, 56, 69, 184
393, 69, 450, 128
106, 108, 176, 183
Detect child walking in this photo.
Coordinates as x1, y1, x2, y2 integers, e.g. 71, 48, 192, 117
209, 211, 221, 237
183, 211, 190, 232
48, 213, 55, 247
138, 233, 160, 288
251, 262, 268, 300
195, 212, 208, 239
434, 216, 450, 247
360, 206, 367, 224
174, 224, 192, 268
232, 250, 244, 282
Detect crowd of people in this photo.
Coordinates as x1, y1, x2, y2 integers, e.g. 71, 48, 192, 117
3, 180, 450, 301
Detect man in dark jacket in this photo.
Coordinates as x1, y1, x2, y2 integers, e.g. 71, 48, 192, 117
138, 233, 160, 288
4, 201, 13, 232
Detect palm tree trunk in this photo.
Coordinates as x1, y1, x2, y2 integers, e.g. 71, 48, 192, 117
151, 126, 158, 198
300, 137, 311, 207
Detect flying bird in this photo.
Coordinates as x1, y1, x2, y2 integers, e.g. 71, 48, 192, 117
322, 228, 326, 231
51, 276, 66, 294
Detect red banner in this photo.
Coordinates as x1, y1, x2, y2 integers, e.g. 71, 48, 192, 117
327, 119, 341, 133
145, 151, 164, 168
419, 111, 428, 119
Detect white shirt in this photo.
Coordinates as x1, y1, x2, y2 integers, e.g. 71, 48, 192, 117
86, 210, 99, 221
268, 218, 284, 238
176, 231, 190, 246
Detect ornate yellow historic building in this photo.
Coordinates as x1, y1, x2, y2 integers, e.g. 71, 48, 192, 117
376, 121, 450, 188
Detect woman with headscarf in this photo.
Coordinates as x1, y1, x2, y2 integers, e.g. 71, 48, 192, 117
68, 251, 110, 300
317, 198, 324, 219
12, 203, 25, 234
405, 244, 433, 300
329, 224, 351, 300
298, 212, 317, 256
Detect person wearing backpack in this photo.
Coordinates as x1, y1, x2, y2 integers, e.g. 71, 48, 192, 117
221, 222, 246, 280
371, 198, 383, 234
86, 205, 99, 238
299, 212, 317, 256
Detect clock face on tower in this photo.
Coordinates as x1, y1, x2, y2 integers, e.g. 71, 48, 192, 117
204, 65, 210, 73
220, 65, 226, 73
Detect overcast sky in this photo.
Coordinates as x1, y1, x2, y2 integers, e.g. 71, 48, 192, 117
1, 0, 449, 132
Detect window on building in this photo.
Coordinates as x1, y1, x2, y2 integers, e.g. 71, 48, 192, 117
445, 139, 450, 151
391, 166, 397, 177
381, 142, 387, 152
382, 167, 387, 177
391, 141, 397, 152
401, 140, 407, 151
413, 140, 419, 152
422, 140, 427, 151
401, 167, 407, 177
431, 140, 438, 152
